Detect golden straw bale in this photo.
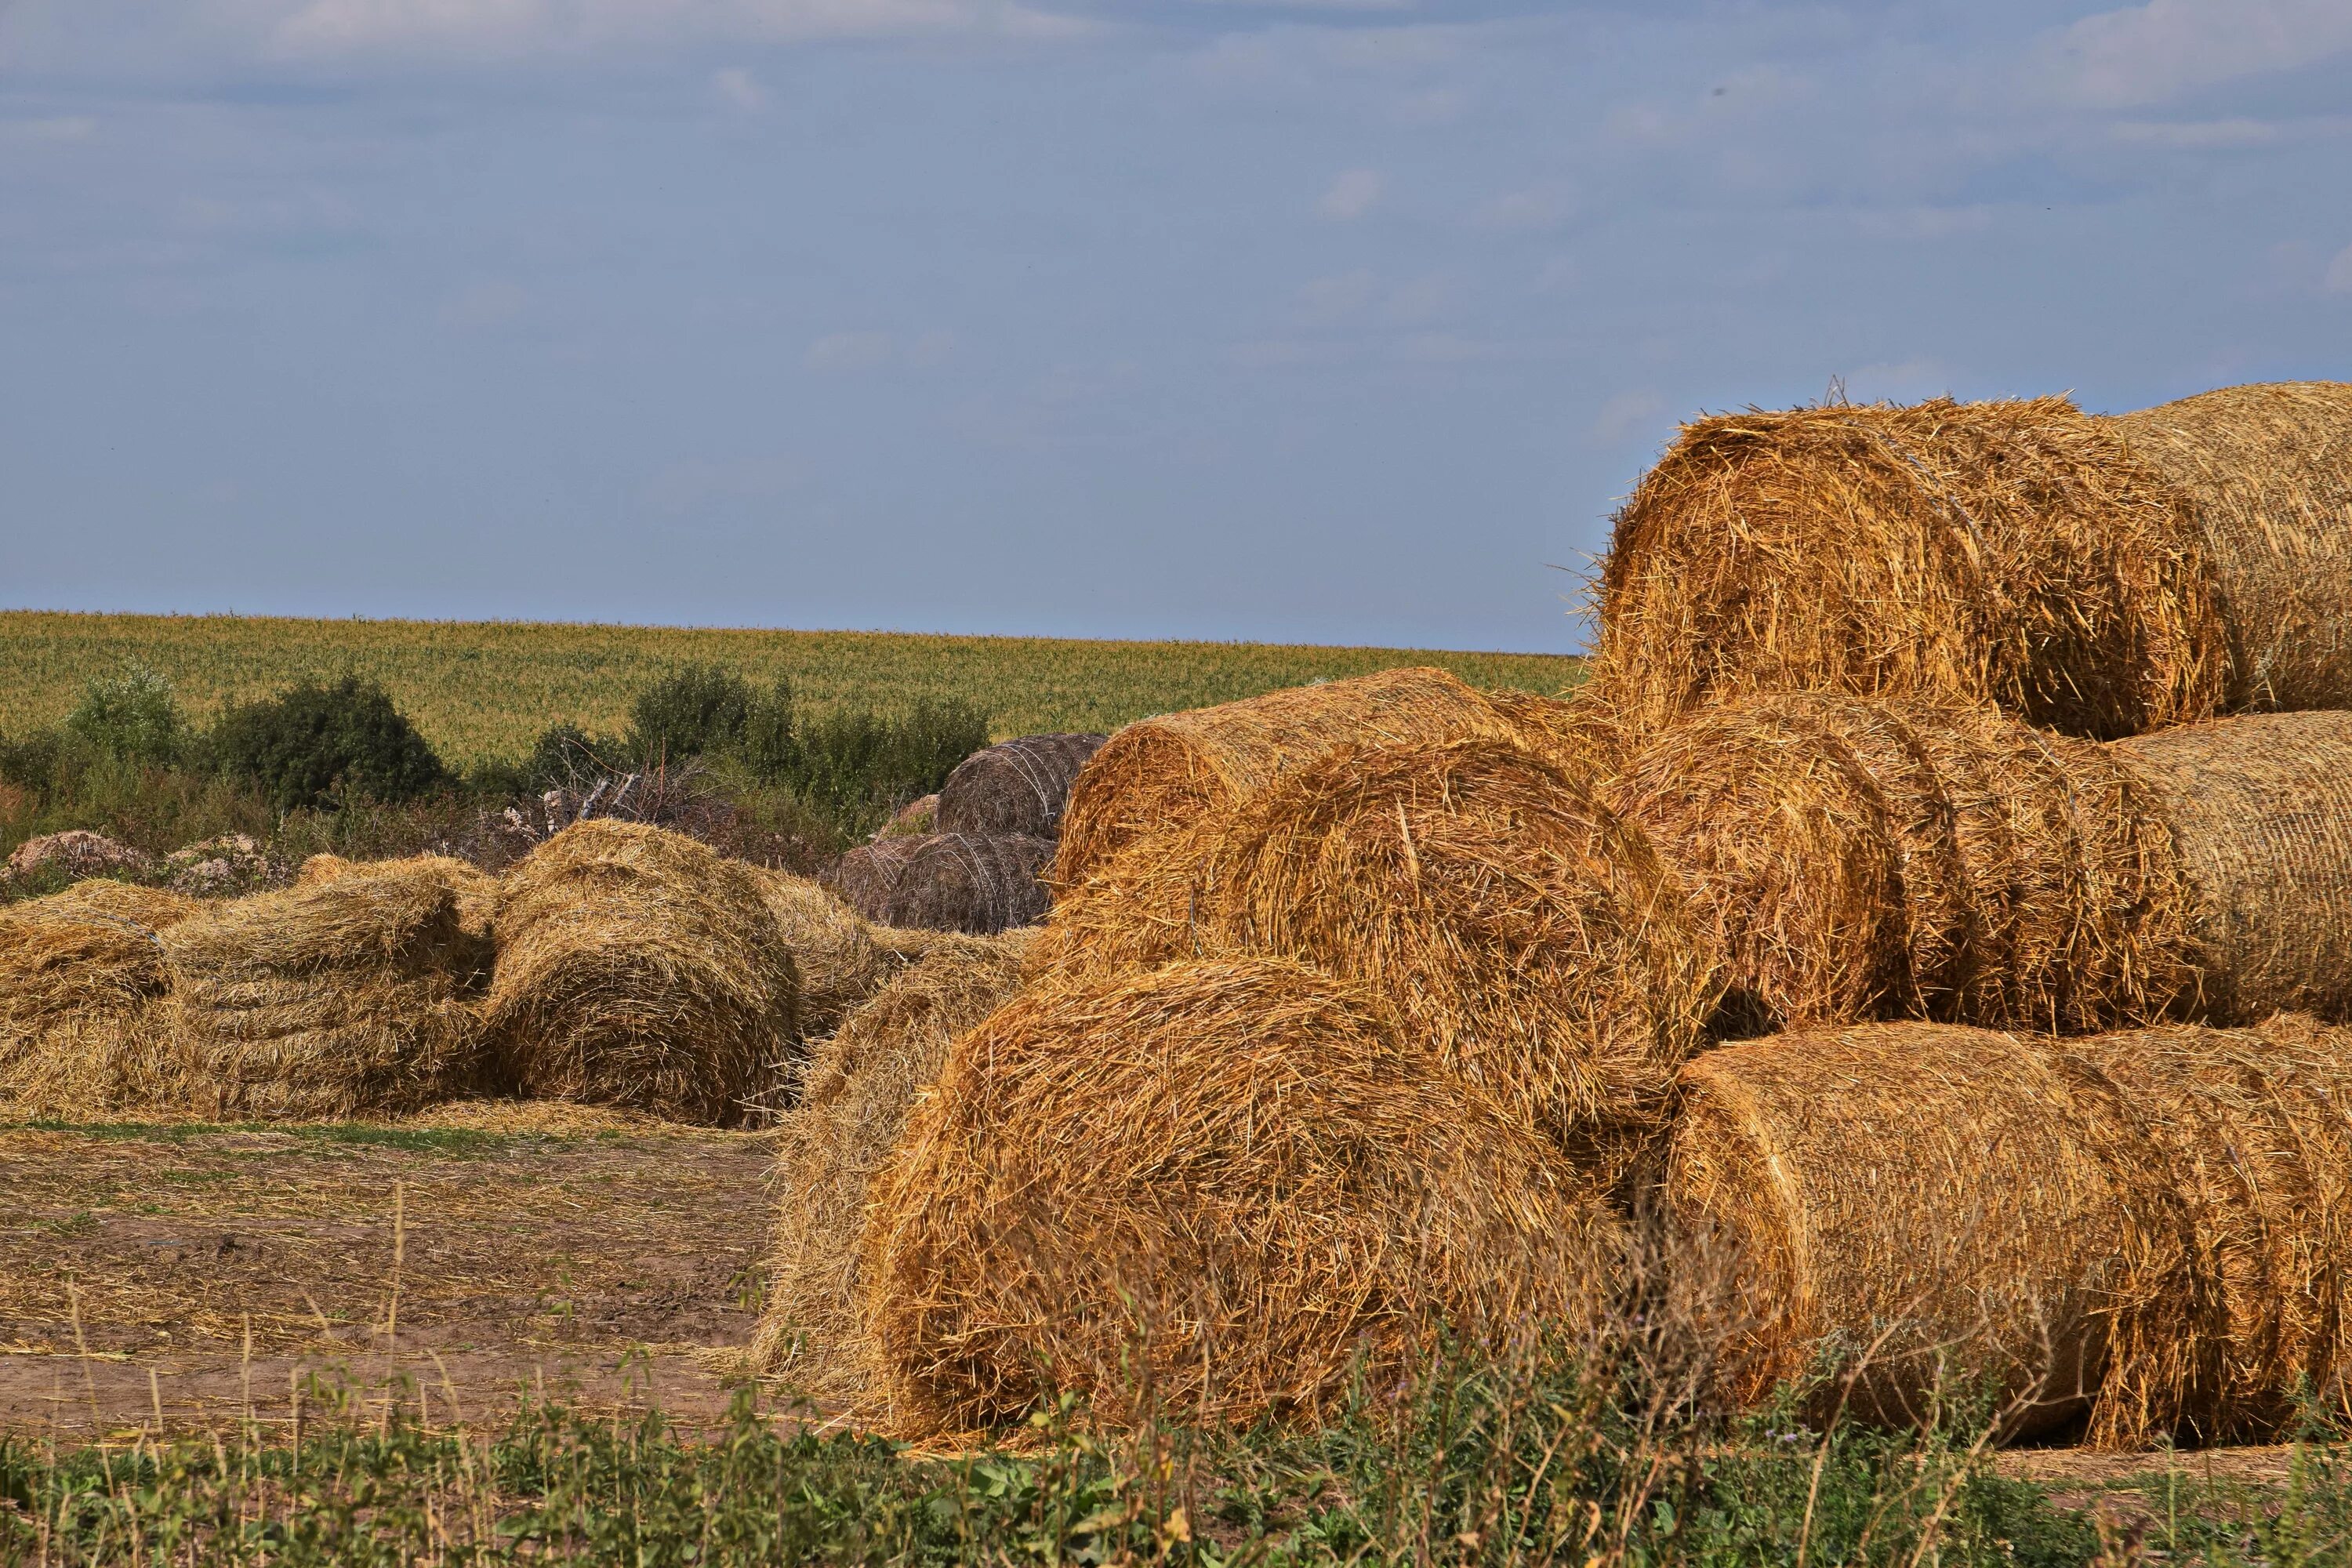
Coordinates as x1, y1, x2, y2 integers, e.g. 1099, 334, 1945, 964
148, 862, 492, 1120
2111, 711, 2352, 1024
1211, 737, 1715, 1176
1018, 817, 1226, 983
1592, 397, 2223, 740
2111, 383, 2352, 712
864, 958, 1627, 1436
2064, 1022, 2351, 1440
751, 933, 1029, 1409
1668, 1022, 2213, 1447
749, 867, 897, 1036
1052, 666, 1532, 888
485, 821, 800, 1125
298, 851, 498, 942
0, 880, 200, 1072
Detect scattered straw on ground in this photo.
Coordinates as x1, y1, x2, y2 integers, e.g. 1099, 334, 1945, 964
1668, 1022, 2212, 1449
750, 933, 1028, 1410
485, 822, 800, 1127
1591, 396, 2224, 740
2110, 382, 2352, 713
863, 957, 1627, 1436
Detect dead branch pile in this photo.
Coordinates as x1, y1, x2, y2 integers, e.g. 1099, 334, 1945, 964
863, 957, 1626, 1436
485, 821, 800, 1125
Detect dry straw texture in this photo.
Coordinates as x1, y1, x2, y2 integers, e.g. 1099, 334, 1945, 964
297, 851, 498, 942
864, 958, 1627, 1436
485, 821, 800, 1126
884, 833, 1055, 935
749, 867, 898, 1036
0, 880, 199, 1078
147, 860, 493, 1120
1591, 396, 2223, 740
1210, 737, 1715, 1178
828, 836, 924, 927
2111, 382, 2352, 712
1616, 692, 2195, 1036
751, 933, 1029, 1410
2112, 710, 2352, 1025
2064, 1018, 2352, 1440
1668, 1023, 2212, 1448
1051, 666, 1530, 887
935, 733, 1106, 839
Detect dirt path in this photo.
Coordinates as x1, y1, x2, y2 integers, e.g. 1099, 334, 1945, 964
0, 1115, 775, 1439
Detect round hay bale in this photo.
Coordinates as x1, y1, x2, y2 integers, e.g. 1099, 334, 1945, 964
827, 837, 924, 927
1053, 666, 1528, 887
0, 880, 199, 1078
2063, 1020, 2352, 1440
1018, 816, 1227, 984
2111, 710, 2352, 1025
748, 867, 896, 1036
1211, 736, 1716, 1178
750, 933, 1029, 1409
1479, 681, 1636, 783
875, 833, 1054, 936
1592, 396, 2224, 739
2111, 382, 2352, 713
158, 861, 492, 1120
865, 957, 1626, 1435
297, 851, 498, 943
1668, 1022, 2215, 1447
935, 733, 1107, 839
485, 821, 800, 1126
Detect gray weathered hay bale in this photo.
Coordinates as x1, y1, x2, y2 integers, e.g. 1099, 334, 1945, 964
2111, 710, 2352, 1025
750, 933, 1029, 1410
866, 833, 1054, 936
154, 860, 493, 1120
2110, 382, 2352, 713
485, 821, 800, 1126
935, 733, 1107, 839
827, 837, 924, 927
1591, 396, 2224, 740
0, 880, 200, 1081
1668, 1022, 2213, 1448
864, 957, 1628, 1436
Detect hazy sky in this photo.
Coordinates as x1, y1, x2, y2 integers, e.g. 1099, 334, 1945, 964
3, 1, 2349, 652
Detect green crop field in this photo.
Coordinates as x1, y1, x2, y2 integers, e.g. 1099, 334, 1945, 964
0, 612, 1584, 767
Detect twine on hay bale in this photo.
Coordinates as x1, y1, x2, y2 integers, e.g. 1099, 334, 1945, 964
485, 821, 800, 1126
2065, 1016, 2352, 1440
826, 837, 924, 927
750, 933, 1029, 1410
146, 860, 493, 1121
1615, 693, 2195, 1036
2111, 382, 2352, 713
1210, 736, 1716, 1178
885, 833, 1055, 935
2111, 710, 2352, 1025
1591, 396, 2224, 740
1667, 1022, 2215, 1448
0, 880, 200, 1086
935, 733, 1107, 839
863, 957, 1627, 1436
1052, 666, 1536, 888
297, 851, 498, 942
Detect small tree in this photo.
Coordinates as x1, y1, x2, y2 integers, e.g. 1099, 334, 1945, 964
65, 663, 184, 767
212, 675, 446, 811
626, 664, 753, 764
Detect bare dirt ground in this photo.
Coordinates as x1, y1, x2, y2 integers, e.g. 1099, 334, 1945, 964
0, 1109, 774, 1439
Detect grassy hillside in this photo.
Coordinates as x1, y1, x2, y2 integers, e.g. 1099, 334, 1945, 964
0, 612, 1584, 766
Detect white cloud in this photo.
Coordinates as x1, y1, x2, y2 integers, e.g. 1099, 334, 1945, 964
264, 0, 1085, 58
805, 329, 956, 371
7, 115, 99, 142
711, 66, 765, 112
441, 279, 528, 328
1298, 269, 1379, 321
1316, 167, 1383, 220
2326, 243, 2352, 296
2049, 0, 2352, 108
2109, 117, 2279, 149
1855, 205, 1996, 242
1588, 389, 1665, 446
1476, 182, 1573, 233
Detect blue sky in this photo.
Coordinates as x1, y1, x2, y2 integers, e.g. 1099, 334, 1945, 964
2, 1, 2348, 652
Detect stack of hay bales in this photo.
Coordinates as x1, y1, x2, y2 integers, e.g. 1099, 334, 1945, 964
485, 821, 800, 1125
751, 931, 1032, 1409
830, 733, 1105, 936
1589, 382, 2352, 741
1613, 691, 2196, 1036
145, 860, 492, 1120
298, 851, 498, 942
0, 880, 200, 1103
862, 958, 1626, 1432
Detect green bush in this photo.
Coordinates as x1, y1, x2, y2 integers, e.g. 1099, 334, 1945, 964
64, 664, 184, 768
740, 678, 797, 782
210, 675, 447, 812
626, 664, 753, 764
786, 696, 988, 829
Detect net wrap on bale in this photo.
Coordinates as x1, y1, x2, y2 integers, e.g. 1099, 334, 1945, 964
2111, 382, 2352, 712
864, 957, 1627, 1436
1668, 1022, 2214, 1447
1591, 396, 2223, 739
485, 821, 800, 1125
935, 733, 1106, 839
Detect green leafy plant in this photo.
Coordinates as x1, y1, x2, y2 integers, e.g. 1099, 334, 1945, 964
209, 675, 447, 812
